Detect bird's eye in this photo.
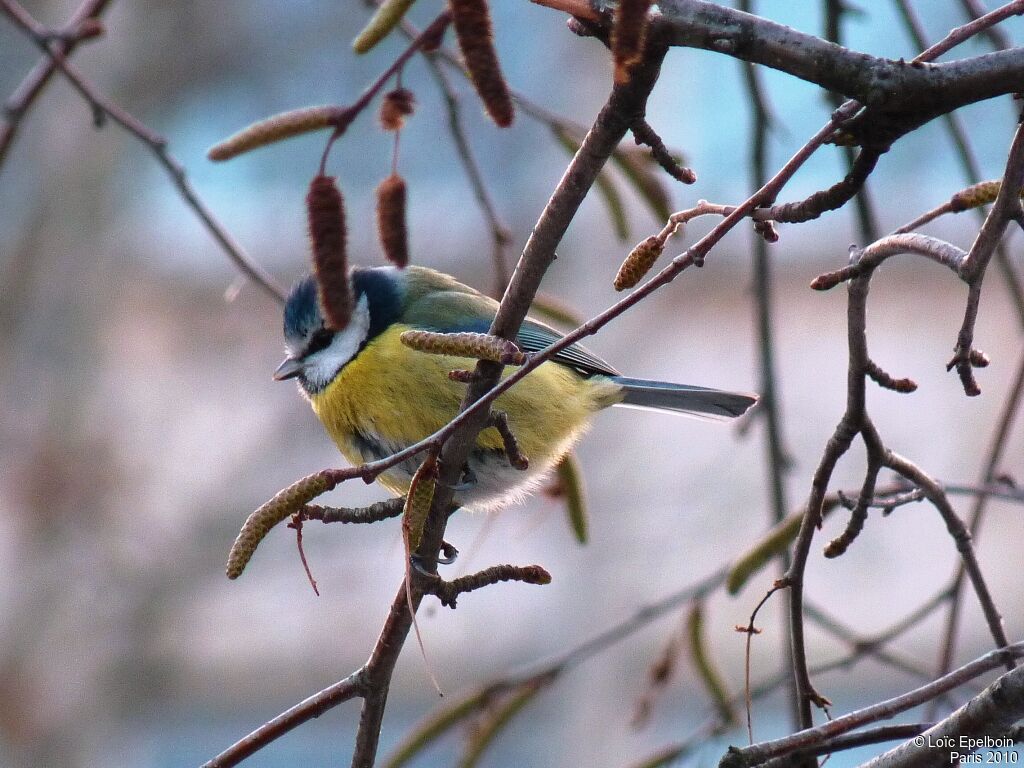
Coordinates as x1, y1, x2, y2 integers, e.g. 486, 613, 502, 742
306, 328, 334, 356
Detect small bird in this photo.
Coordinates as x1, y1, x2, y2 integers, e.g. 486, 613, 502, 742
274, 265, 757, 511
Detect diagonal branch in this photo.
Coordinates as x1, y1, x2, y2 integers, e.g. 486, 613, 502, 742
863, 662, 1024, 768
719, 643, 1024, 768
201, 670, 366, 768
929, 349, 1024, 715
893, 0, 1024, 329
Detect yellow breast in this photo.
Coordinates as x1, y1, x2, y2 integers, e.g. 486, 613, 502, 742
308, 324, 618, 500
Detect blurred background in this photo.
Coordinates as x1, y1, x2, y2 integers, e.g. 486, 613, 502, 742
1, 1, 1023, 766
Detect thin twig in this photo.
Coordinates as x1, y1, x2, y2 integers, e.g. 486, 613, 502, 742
928, 349, 1024, 717
427, 563, 550, 608
959, 0, 1014, 51
302, 498, 406, 524
758, 724, 932, 768
738, 0, 797, 730
318, 11, 452, 173
894, 0, 1024, 330
0, 0, 111, 170
737, 582, 788, 743
823, 0, 880, 244
0, 0, 287, 304
915, 0, 1024, 61
201, 670, 366, 767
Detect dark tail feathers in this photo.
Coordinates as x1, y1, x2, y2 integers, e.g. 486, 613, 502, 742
611, 377, 758, 419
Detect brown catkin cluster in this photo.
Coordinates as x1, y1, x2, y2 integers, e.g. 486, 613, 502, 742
307, 175, 353, 329
612, 0, 653, 84
376, 173, 409, 268
614, 235, 664, 291
449, 0, 514, 127
400, 330, 526, 364
226, 472, 334, 579
379, 87, 416, 131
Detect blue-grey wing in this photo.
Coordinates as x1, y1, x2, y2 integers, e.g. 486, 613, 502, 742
403, 291, 619, 377
516, 319, 620, 377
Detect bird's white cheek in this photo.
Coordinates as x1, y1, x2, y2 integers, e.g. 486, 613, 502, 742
302, 297, 371, 391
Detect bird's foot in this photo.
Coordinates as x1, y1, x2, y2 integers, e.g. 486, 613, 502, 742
410, 541, 459, 576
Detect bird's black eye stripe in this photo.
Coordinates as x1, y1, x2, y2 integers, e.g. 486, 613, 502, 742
306, 328, 334, 356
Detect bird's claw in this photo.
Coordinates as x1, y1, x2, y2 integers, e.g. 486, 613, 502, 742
438, 541, 459, 565
410, 541, 459, 576
410, 554, 434, 578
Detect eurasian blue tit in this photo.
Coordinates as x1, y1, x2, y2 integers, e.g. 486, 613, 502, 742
274, 265, 757, 510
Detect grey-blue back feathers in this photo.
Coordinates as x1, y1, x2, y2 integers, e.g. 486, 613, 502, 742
611, 377, 758, 419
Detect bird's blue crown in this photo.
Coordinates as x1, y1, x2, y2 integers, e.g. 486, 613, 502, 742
283, 267, 405, 350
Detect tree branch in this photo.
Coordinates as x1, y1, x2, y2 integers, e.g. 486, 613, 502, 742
584, 0, 1024, 148
929, 348, 1024, 716
200, 670, 366, 768
863, 663, 1024, 768
719, 643, 1024, 768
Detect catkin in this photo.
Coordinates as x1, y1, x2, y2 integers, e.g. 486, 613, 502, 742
307, 175, 353, 329
555, 454, 588, 544
612, 0, 653, 84
950, 180, 1001, 212
449, 0, 514, 127
400, 330, 525, 364
687, 603, 735, 725
207, 106, 343, 161
226, 472, 335, 579
403, 456, 438, 552
352, 0, 418, 53
376, 173, 410, 268
613, 236, 664, 291
379, 88, 416, 131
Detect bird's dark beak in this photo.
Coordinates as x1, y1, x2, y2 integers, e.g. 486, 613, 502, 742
273, 356, 303, 381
